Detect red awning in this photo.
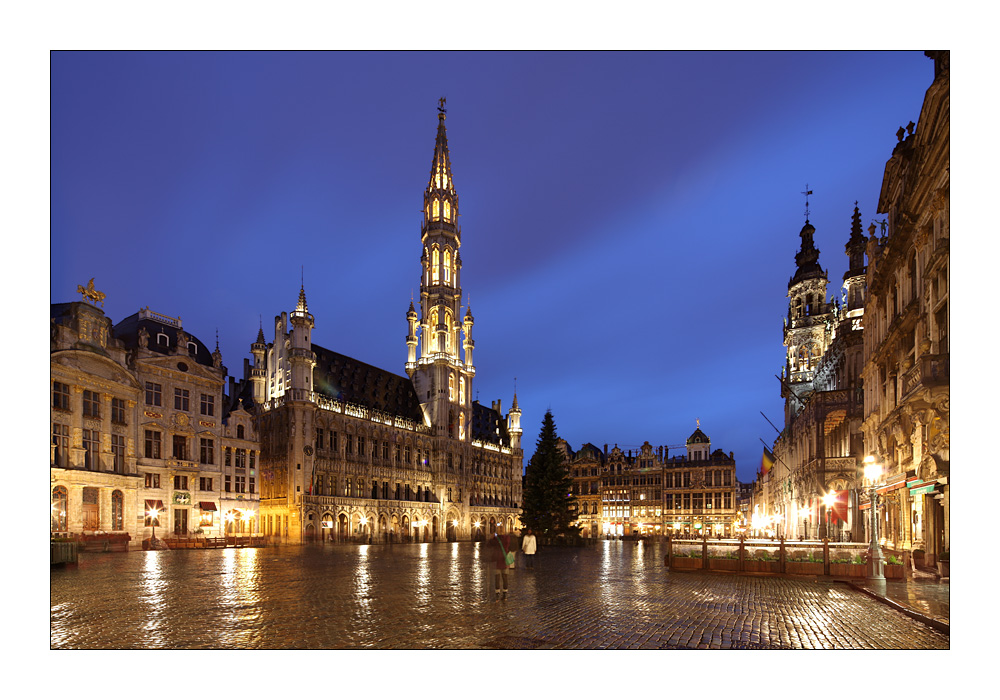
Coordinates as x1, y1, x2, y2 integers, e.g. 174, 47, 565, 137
199, 501, 217, 511
144, 499, 164, 510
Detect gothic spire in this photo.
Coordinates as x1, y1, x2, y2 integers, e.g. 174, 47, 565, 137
423, 97, 459, 235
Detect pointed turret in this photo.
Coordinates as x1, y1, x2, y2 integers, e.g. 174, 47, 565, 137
508, 386, 522, 451
843, 202, 868, 316
288, 285, 315, 398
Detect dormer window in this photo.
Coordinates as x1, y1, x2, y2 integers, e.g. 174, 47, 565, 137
187, 342, 197, 355
157, 332, 169, 346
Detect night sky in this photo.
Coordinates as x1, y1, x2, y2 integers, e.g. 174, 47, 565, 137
50, 51, 935, 483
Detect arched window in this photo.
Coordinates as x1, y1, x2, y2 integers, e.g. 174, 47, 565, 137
449, 373, 455, 400
459, 377, 465, 406
443, 200, 451, 222
111, 490, 124, 530
431, 248, 440, 283
443, 249, 451, 283
459, 412, 465, 440
432, 199, 440, 220
237, 424, 245, 439
52, 486, 68, 532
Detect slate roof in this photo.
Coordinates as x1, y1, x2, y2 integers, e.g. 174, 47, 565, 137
311, 344, 425, 424
471, 400, 510, 447
113, 312, 216, 368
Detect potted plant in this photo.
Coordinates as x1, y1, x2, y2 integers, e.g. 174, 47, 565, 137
912, 548, 925, 568
884, 554, 905, 579
937, 551, 949, 577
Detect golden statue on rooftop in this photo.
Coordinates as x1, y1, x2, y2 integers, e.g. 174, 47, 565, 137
77, 278, 106, 307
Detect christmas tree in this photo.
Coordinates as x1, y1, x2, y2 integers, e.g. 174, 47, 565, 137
521, 410, 579, 537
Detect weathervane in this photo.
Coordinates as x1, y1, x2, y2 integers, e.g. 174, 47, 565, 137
438, 96, 447, 114
801, 184, 814, 222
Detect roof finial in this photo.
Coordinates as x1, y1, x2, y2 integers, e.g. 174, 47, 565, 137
438, 96, 447, 117
801, 184, 814, 222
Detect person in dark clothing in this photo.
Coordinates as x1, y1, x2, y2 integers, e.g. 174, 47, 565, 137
485, 523, 514, 601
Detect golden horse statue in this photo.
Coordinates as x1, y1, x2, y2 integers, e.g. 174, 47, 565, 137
77, 278, 106, 307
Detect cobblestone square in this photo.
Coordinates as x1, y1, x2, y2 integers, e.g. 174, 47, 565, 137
50, 540, 949, 649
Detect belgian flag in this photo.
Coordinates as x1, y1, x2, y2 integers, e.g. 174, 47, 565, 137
760, 447, 775, 476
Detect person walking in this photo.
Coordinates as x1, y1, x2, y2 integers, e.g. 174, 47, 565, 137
485, 523, 515, 601
521, 528, 537, 569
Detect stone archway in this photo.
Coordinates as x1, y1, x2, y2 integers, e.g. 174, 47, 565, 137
338, 513, 348, 542
401, 514, 410, 542
391, 513, 400, 543
321, 512, 335, 542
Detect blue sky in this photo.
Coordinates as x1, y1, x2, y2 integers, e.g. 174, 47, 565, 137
50, 50, 935, 482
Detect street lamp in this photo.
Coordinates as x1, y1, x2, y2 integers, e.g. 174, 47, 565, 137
822, 491, 836, 541
147, 507, 160, 548
863, 456, 886, 582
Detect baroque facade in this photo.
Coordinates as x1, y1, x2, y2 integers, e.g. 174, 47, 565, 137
756, 51, 949, 559
860, 50, 949, 563
757, 206, 868, 541
251, 105, 524, 543
565, 426, 740, 538
51, 298, 260, 548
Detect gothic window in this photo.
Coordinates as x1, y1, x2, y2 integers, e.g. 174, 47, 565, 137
443, 249, 451, 283
431, 247, 440, 282
459, 412, 465, 441
432, 199, 440, 221
51, 486, 68, 532
449, 373, 455, 400
443, 200, 451, 222
459, 377, 465, 406
111, 490, 124, 531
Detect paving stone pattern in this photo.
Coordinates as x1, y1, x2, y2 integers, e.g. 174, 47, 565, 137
50, 540, 949, 649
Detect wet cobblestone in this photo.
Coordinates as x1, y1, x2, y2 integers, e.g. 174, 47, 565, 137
50, 540, 949, 649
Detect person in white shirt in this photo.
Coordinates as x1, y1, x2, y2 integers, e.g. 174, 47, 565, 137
521, 528, 537, 569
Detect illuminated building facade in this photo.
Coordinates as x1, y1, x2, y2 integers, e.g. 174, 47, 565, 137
564, 427, 739, 538
860, 50, 949, 564
113, 307, 259, 539
51, 297, 253, 546
662, 428, 739, 538
51, 299, 143, 544
757, 53, 949, 553
566, 443, 606, 538
252, 105, 524, 542
759, 206, 868, 540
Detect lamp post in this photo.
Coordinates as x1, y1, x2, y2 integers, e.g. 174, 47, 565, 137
822, 491, 835, 541
148, 507, 159, 548
863, 456, 885, 582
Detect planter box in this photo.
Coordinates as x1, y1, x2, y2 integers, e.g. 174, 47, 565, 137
743, 560, 780, 573
670, 557, 703, 569
884, 564, 904, 579
937, 561, 949, 577
708, 558, 739, 571
830, 563, 868, 578
786, 561, 824, 575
